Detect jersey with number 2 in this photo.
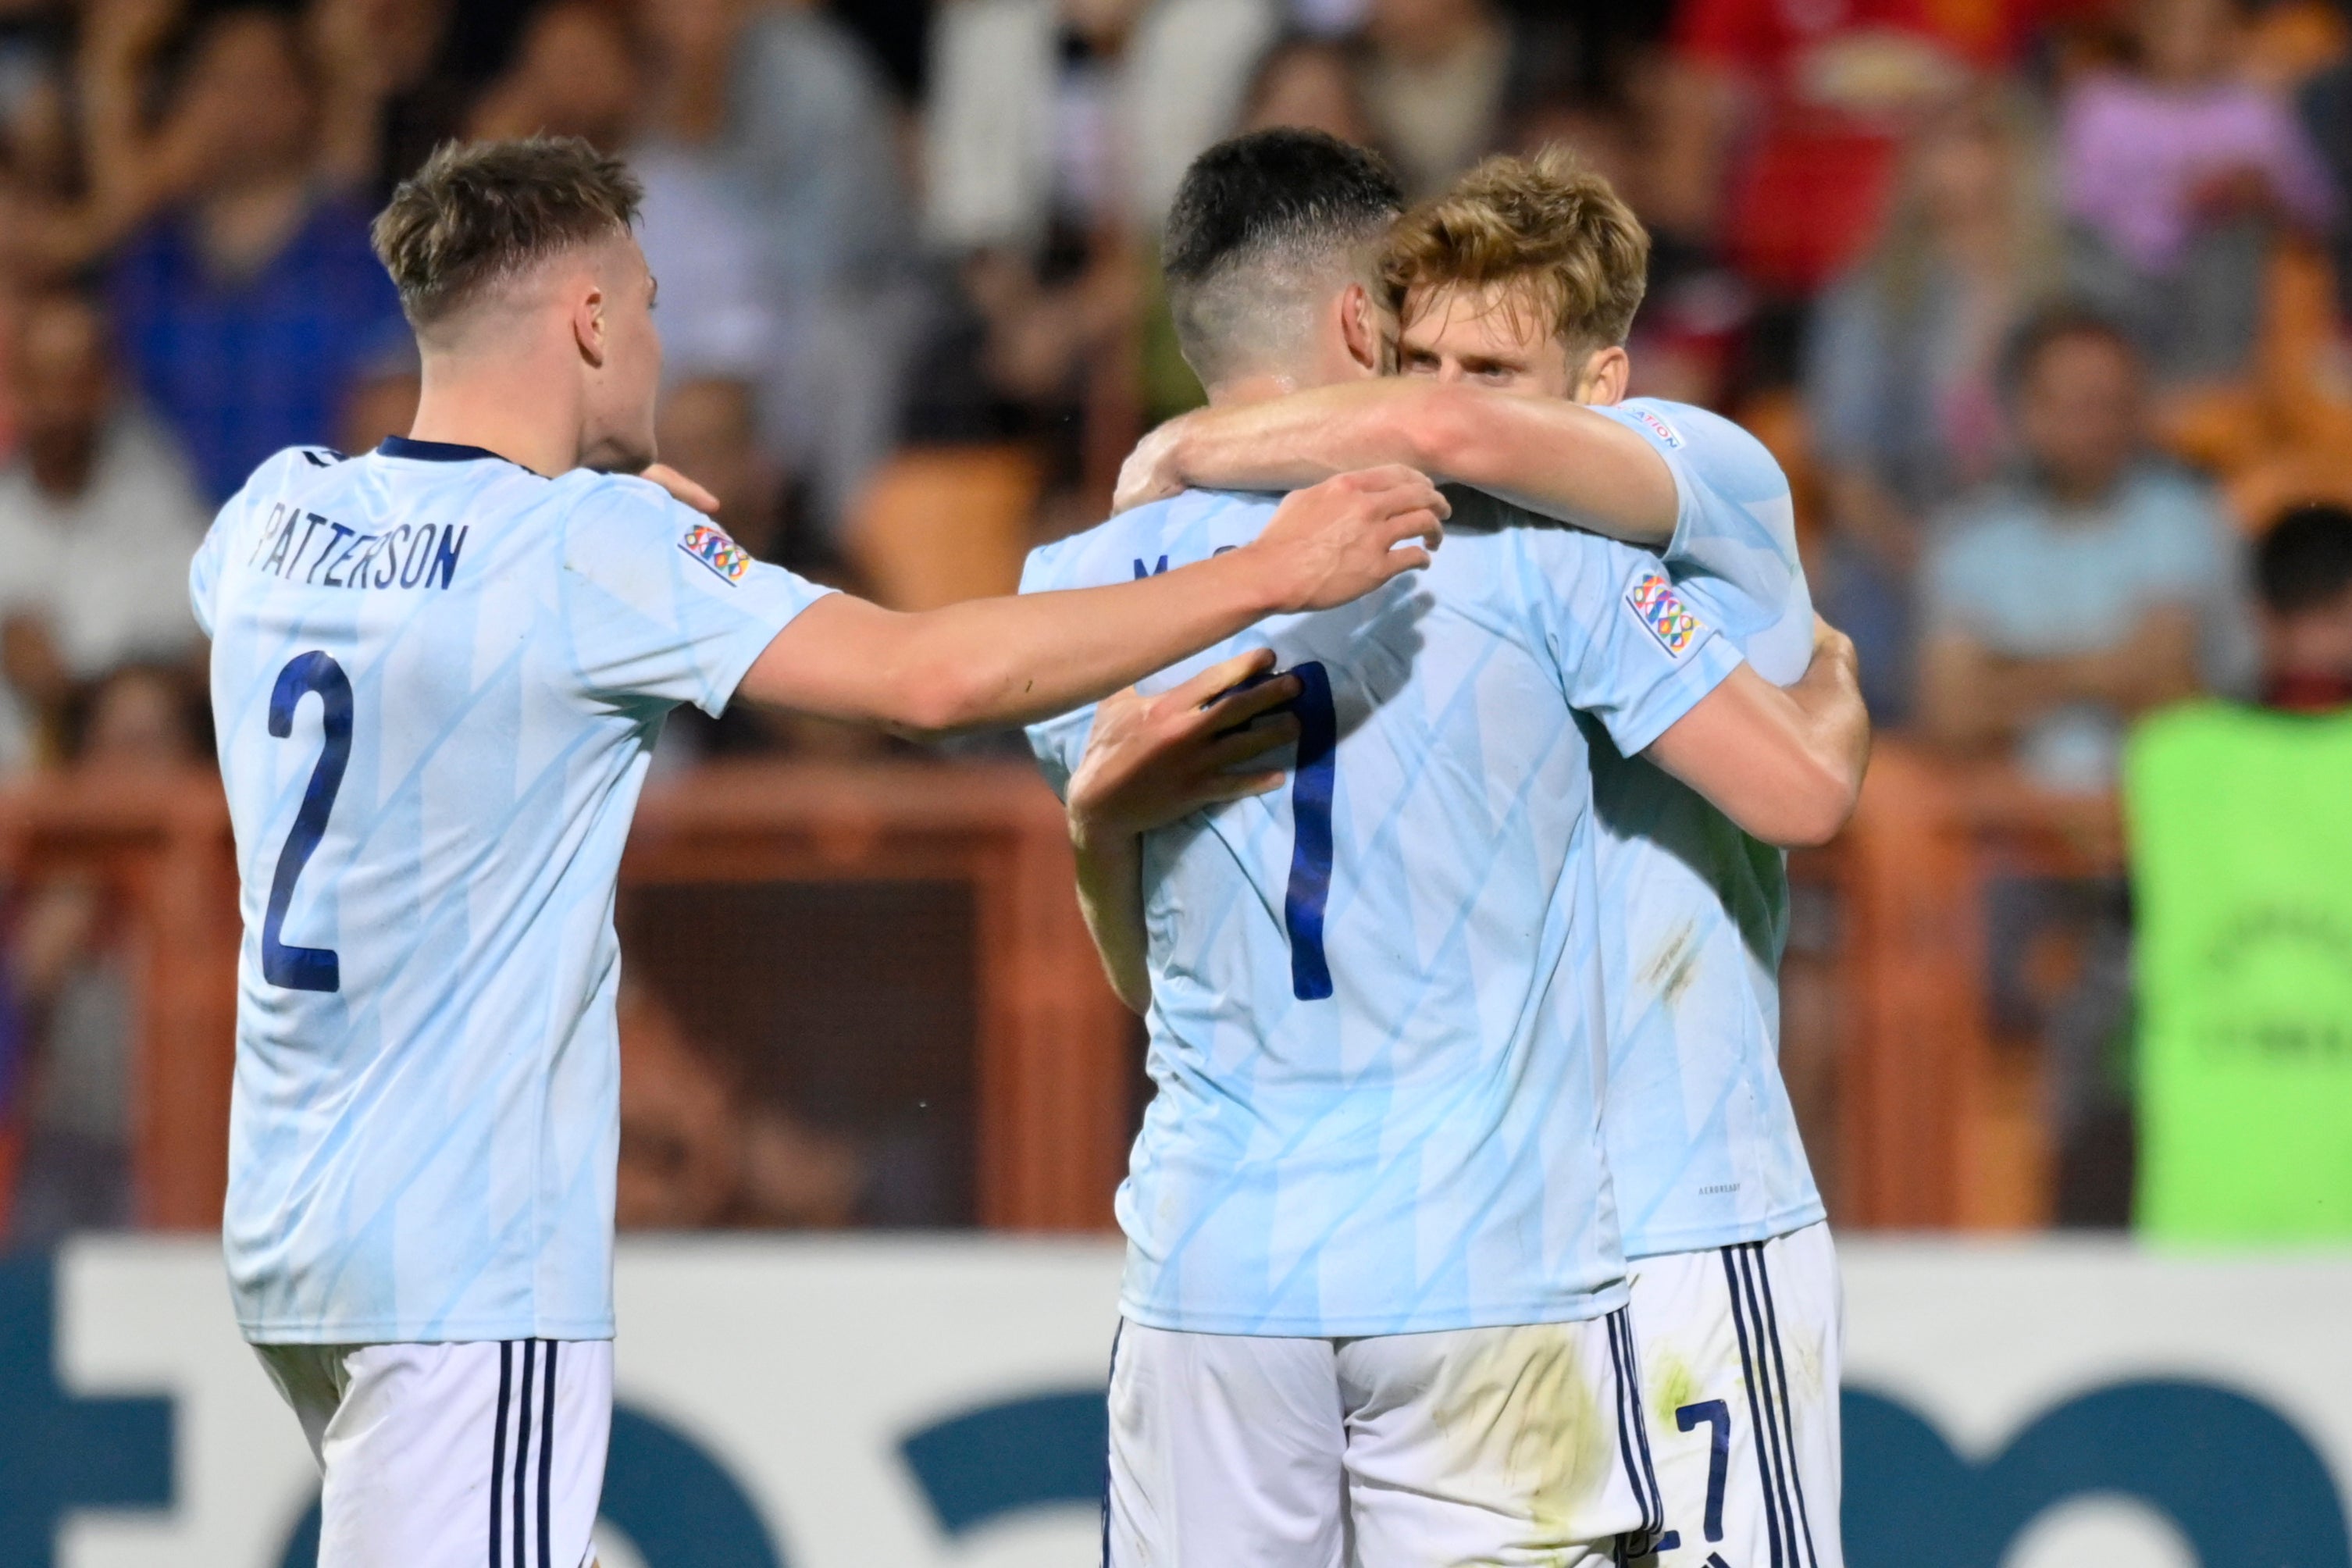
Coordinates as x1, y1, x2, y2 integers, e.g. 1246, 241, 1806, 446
191, 437, 832, 1345
1024, 488, 1744, 1338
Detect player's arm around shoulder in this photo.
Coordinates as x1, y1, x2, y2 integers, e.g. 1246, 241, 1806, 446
186, 446, 350, 635
732, 467, 1445, 739
1118, 380, 1681, 548
1538, 533, 1866, 848
1645, 614, 1870, 847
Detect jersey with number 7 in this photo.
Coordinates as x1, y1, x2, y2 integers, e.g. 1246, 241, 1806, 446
1023, 486, 1744, 1338
192, 438, 836, 1344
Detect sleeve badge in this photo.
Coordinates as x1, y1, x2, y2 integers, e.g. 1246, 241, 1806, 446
679, 522, 751, 585
1626, 572, 1702, 657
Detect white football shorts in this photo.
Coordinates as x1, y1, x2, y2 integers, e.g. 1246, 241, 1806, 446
1623, 1222, 1843, 1568
255, 1338, 612, 1568
1105, 1310, 1659, 1567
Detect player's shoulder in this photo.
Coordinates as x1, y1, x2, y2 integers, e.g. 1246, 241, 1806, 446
1021, 487, 1276, 592
1616, 399, 1787, 496
551, 469, 767, 581
554, 467, 690, 518
230, 443, 353, 498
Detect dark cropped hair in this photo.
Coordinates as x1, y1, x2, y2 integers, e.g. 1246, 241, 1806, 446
1161, 129, 1402, 384
372, 137, 642, 335
2258, 503, 2352, 615
2000, 301, 2138, 399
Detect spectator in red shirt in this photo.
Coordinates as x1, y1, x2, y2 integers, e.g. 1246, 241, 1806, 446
1654, 0, 2058, 295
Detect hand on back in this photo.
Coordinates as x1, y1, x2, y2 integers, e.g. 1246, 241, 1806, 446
1068, 649, 1305, 848
1249, 465, 1445, 613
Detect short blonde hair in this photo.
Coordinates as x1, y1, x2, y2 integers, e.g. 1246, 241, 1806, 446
1383, 147, 1649, 359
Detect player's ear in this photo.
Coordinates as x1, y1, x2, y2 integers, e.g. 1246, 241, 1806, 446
1575, 345, 1630, 406
1338, 282, 1381, 375
572, 284, 608, 369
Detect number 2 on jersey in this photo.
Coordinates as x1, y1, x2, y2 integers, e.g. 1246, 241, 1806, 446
263, 651, 352, 992
1282, 661, 1337, 1000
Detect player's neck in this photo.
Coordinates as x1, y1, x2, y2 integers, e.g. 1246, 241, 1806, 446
408, 358, 585, 478
1206, 372, 1305, 407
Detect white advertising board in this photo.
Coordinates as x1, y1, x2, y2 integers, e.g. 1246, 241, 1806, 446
2, 1236, 2345, 1566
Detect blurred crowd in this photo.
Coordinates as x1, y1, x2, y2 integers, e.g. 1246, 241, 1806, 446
3, 0, 2352, 1238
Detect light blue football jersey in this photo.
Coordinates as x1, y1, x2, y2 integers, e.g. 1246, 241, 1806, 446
1583, 398, 1827, 1258
1024, 487, 1743, 1337
191, 437, 832, 1344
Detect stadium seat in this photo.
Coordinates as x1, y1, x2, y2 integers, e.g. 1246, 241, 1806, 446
844, 445, 1045, 612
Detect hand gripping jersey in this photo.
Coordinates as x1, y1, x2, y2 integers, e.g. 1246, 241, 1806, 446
1584, 399, 1827, 1259
1025, 488, 1743, 1337
191, 438, 832, 1343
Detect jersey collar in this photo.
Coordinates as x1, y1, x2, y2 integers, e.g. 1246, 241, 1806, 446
377, 435, 538, 474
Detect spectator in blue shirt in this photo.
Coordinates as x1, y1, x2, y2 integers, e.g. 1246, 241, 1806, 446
1918, 306, 2254, 789
106, 7, 406, 501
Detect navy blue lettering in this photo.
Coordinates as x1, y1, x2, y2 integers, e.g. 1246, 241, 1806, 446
429, 526, 467, 590
307, 522, 355, 584
249, 504, 286, 565
341, 534, 383, 589
259, 508, 299, 576
1133, 555, 1170, 579
373, 526, 409, 588
319, 526, 363, 586
398, 525, 438, 587
289, 514, 327, 579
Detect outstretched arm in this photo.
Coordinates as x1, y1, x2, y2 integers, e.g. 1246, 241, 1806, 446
1118, 381, 1677, 545
1645, 618, 1871, 847
736, 466, 1445, 737
1063, 650, 1304, 1011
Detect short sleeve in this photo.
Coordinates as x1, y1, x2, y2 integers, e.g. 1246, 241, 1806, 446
1594, 400, 1812, 682
1524, 529, 1745, 757
1591, 401, 1799, 580
558, 477, 836, 716
187, 512, 230, 637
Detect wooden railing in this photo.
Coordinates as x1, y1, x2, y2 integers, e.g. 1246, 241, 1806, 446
0, 769, 241, 1230
0, 743, 2126, 1240
621, 760, 1131, 1230
0, 761, 1131, 1235
1815, 740, 2123, 1229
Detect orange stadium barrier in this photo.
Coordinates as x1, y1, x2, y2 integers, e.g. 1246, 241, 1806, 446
1815, 739, 2124, 1230
0, 769, 241, 1230
0, 747, 2131, 1241
0, 761, 1132, 1236
617, 759, 1131, 1230
843, 445, 1044, 612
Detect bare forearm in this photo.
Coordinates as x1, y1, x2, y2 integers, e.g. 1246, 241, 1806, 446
1070, 827, 1152, 1014
2109, 609, 2202, 714
743, 551, 1284, 736
1164, 383, 1411, 494
1169, 383, 1676, 543
1785, 633, 1872, 807
1646, 660, 1867, 847
1919, 635, 2059, 749
747, 465, 1441, 734
889, 551, 1287, 733
1922, 626, 2188, 750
